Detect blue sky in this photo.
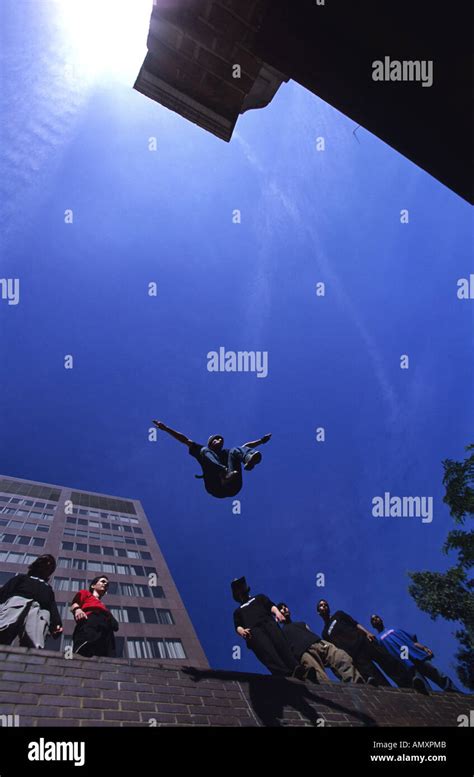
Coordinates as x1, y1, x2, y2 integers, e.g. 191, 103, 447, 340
1, 1, 473, 687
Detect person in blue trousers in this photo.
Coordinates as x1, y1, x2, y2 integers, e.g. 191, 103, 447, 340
153, 420, 271, 498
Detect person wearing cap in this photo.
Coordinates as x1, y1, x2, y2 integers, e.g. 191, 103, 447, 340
277, 602, 364, 684
153, 420, 271, 498
0, 554, 63, 649
231, 577, 305, 678
70, 575, 119, 657
370, 614, 458, 692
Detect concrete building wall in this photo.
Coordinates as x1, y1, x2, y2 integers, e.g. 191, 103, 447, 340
0, 475, 208, 668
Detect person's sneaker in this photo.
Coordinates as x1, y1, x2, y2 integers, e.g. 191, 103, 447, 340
244, 451, 262, 471
412, 675, 430, 695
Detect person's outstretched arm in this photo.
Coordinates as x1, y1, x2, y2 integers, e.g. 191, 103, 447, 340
153, 420, 193, 447
241, 433, 272, 448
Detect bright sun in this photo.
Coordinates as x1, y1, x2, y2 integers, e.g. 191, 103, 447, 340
57, 0, 152, 84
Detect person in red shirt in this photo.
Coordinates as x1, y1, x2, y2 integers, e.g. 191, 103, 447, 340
71, 575, 119, 657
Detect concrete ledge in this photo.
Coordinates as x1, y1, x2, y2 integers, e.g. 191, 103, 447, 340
0, 646, 470, 727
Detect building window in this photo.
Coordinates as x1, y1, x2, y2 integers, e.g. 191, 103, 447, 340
155, 609, 174, 625
16, 536, 30, 545
126, 638, 185, 660
124, 607, 140, 623
53, 578, 70, 592
89, 545, 100, 554
141, 552, 151, 560
6, 552, 23, 563
61, 542, 74, 550
32, 538, 45, 547
1, 534, 16, 543
76, 543, 87, 553
134, 584, 150, 598
87, 561, 103, 572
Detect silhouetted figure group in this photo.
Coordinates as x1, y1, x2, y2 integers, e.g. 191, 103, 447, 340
0, 557, 461, 694
231, 577, 458, 693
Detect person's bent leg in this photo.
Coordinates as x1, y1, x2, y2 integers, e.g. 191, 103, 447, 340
320, 641, 364, 683
249, 624, 298, 676
369, 642, 413, 688
264, 620, 301, 675
200, 447, 227, 474
415, 660, 459, 691
301, 644, 330, 682
353, 646, 390, 685
227, 447, 248, 474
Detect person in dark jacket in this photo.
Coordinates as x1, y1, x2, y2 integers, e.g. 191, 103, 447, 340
71, 575, 119, 657
232, 577, 305, 678
153, 420, 271, 498
370, 614, 458, 692
277, 602, 364, 683
0, 554, 63, 648
316, 599, 415, 689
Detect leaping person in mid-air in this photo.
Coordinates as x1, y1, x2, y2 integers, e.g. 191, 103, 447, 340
152, 420, 272, 499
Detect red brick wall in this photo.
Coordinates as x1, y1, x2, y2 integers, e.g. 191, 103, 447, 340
0, 646, 471, 727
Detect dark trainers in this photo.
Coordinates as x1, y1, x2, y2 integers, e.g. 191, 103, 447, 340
244, 451, 262, 471
412, 675, 430, 695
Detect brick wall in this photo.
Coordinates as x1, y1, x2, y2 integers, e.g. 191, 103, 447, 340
134, 0, 288, 140
0, 646, 471, 727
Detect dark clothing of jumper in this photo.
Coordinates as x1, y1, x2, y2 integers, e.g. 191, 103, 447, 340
321, 610, 412, 687
233, 594, 299, 677
189, 442, 251, 498
0, 574, 61, 630
71, 590, 118, 658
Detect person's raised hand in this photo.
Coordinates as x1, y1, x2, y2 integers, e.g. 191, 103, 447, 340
74, 608, 88, 621
153, 420, 165, 429
366, 632, 376, 642
274, 610, 285, 623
